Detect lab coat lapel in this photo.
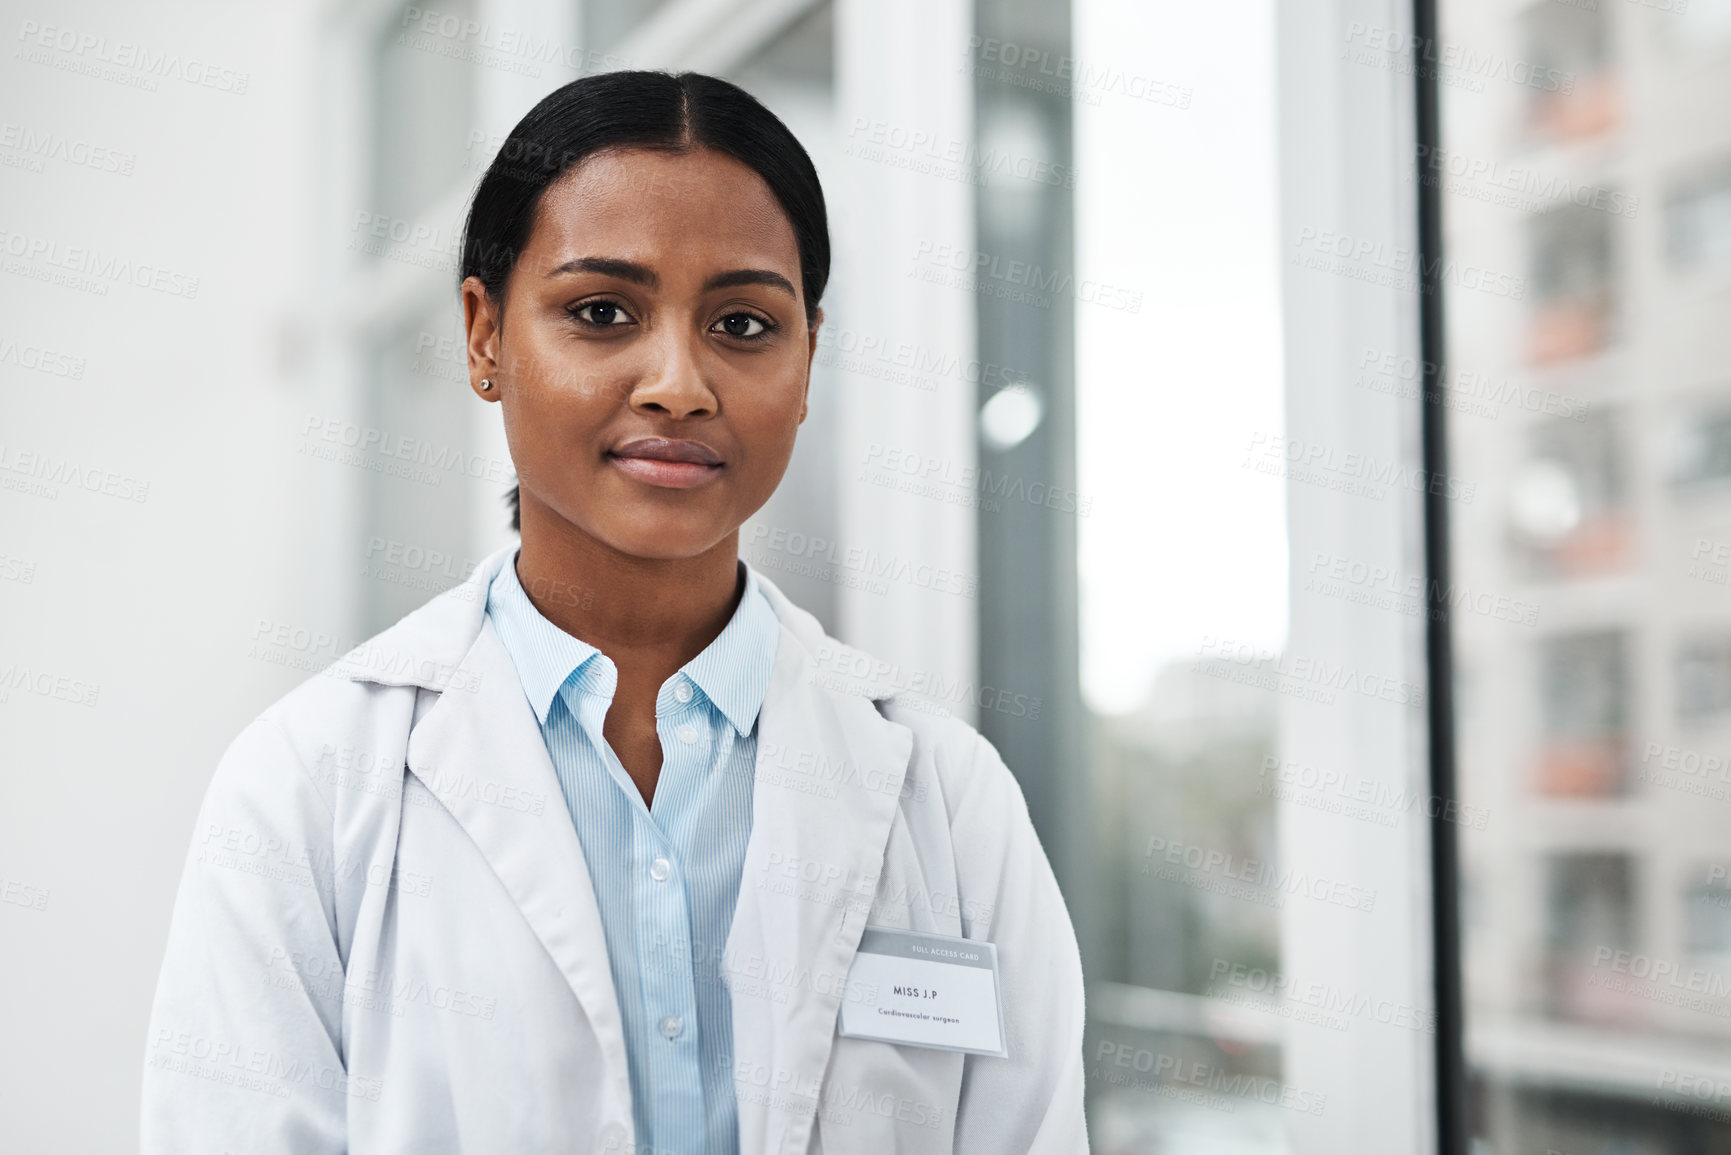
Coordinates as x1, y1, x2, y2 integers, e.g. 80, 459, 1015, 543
403, 617, 634, 1133
727, 620, 914, 1155
343, 549, 912, 1153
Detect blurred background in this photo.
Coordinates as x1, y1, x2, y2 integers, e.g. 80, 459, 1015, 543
1441, 1, 1731, 1152
5, 0, 1728, 1152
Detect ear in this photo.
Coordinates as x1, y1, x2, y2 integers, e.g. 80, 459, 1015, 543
800, 306, 823, 425
462, 275, 502, 403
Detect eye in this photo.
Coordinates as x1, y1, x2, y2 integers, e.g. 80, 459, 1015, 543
714, 312, 770, 340
571, 300, 633, 327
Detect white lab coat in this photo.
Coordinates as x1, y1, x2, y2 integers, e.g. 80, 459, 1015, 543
141, 546, 1089, 1154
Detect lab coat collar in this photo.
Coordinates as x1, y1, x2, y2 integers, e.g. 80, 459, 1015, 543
329, 543, 905, 702
332, 544, 915, 1155
324, 545, 513, 692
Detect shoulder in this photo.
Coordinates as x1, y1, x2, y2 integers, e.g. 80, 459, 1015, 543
264, 548, 506, 754
213, 552, 504, 814
880, 698, 1004, 784
878, 698, 1032, 845
250, 664, 419, 779
750, 563, 1034, 832
203, 656, 420, 836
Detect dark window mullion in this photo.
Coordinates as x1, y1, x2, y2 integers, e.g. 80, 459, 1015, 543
1412, 0, 1468, 1152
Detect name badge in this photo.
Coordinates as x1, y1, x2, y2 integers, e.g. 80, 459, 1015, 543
837, 927, 1007, 1057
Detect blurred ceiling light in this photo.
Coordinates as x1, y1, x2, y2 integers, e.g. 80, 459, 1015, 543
977, 100, 1052, 237
979, 383, 1045, 452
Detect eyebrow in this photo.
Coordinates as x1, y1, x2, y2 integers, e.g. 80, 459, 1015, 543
545, 257, 797, 301
546, 257, 658, 287
701, 268, 798, 299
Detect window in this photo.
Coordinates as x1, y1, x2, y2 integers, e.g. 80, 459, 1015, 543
1684, 866, 1731, 959
1069, 0, 1318, 1146
1508, 411, 1630, 578
370, 0, 478, 232
1543, 851, 1636, 1023
1526, 203, 1618, 365
1537, 632, 1630, 797
1519, 0, 1614, 143
1669, 403, 1731, 487
1678, 637, 1731, 723
1667, 166, 1731, 275
1441, 0, 1731, 1146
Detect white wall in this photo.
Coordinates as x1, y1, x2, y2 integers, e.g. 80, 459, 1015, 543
0, 2, 329, 1150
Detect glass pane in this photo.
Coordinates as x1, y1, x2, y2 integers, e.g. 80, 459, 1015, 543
370, 0, 478, 231
1057, 0, 1289, 1148
1667, 167, 1731, 273
1440, 0, 1731, 1146
581, 0, 672, 56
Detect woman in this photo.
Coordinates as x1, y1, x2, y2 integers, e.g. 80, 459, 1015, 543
142, 71, 1086, 1154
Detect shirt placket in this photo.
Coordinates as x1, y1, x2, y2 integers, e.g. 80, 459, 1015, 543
645, 679, 711, 1151
691, 720, 743, 1155
575, 678, 708, 1152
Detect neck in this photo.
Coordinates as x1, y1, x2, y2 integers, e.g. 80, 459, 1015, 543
513, 500, 744, 670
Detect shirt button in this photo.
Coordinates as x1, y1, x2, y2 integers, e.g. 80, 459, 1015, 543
659, 1013, 684, 1040
674, 679, 694, 704
650, 856, 672, 883
676, 723, 700, 745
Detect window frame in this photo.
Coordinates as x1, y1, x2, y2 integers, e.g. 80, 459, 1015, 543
1410, 0, 1471, 1148
1275, 1, 1448, 1150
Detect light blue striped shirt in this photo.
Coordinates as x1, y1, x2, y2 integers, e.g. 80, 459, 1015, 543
485, 552, 779, 1155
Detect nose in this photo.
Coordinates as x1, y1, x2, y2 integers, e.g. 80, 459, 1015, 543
628, 328, 717, 421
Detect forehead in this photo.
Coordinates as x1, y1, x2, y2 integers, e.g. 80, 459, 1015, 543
526, 146, 802, 274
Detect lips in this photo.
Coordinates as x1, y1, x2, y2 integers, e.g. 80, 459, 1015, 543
612, 438, 722, 465
608, 437, 724, 489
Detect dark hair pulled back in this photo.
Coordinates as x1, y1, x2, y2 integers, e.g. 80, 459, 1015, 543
463, 69, 829, 318
461, 70, 829, 531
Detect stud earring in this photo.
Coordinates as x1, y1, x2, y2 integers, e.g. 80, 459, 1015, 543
479, 378, 494, 391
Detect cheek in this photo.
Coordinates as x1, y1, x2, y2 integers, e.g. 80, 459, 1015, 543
503, 305, 608, 395
733, 391, 806, 482
501, 383, 606, 480
735, 368, 807, 430
507, 337, 623, 424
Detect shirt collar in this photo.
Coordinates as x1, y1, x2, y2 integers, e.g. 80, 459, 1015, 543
485, 553, 603, 726
485, 550, 780, 737
681, 559, 778, 737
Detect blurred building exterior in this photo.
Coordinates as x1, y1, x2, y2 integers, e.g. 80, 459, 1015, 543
1439, 0, 1731, 1149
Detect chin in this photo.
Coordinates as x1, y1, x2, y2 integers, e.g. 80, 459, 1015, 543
528, 482, 724, 557
599, 517, 733, 562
